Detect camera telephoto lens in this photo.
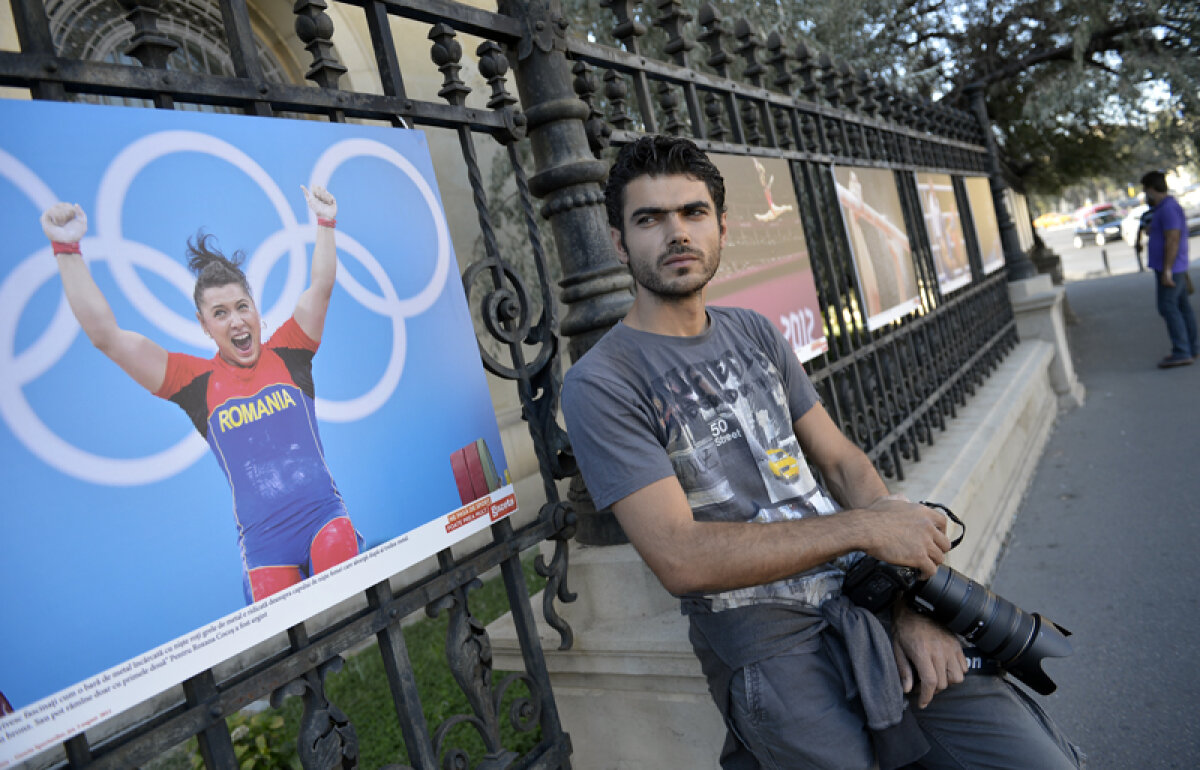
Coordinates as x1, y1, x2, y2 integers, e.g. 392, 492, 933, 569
911, 566, 1072, 695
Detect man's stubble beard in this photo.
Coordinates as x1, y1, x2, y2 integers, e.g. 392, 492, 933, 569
626, 241, 722, 301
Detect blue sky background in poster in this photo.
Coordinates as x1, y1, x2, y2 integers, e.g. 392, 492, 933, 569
0, 100, 506, 709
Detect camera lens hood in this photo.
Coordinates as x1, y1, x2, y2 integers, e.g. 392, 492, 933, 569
912, 566, 1073, 695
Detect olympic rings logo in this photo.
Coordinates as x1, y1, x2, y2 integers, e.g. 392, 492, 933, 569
0, 133, 451, 486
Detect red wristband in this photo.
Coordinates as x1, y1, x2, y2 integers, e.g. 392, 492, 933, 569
317, 217, 336, 229
52, 241, 81, 255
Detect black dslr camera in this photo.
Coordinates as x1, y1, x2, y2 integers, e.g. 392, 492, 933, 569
842, 502, 1073, 695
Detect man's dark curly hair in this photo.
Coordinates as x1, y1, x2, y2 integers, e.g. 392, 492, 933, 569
604, 135, 726, 232
186, 231, 252, 310
1140, 170, 1168, 194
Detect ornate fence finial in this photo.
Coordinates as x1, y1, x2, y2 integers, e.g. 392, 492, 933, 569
654, 0, 696, 65
948, 103, 964, 138
478, 40, 527, 144
838, 60, 860, 111
858, 70, 878, 117
653, 0, 704, 140
428, 23, 470, 106
604, 69, 634, 130
793, 41, 821, 103
733, 18, 764, 143
115, 0, 178, 70
765, 32, 793, 93
764, 32, 794, 147
479, 40, 516, 111
657, 80, 687, 135
573, 61, 612, 153
901, 92, 921, 129
697, 3, 735, 140
733, 18, 765, 86
697, 4, 732, 75
600, 0, 647, 53
876, 83, 896, 122
919, 95, 937, 133
820, 52, 841, 107
704, 92, 728, 140
954, 105, 974, 142
294, 0, 347, 89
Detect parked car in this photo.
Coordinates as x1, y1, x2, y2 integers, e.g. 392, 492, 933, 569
1121, 196, 1200, 247
1183, 185, 1200, 235
1073, 209, 1124, 248
1033, 212, 1073, 229
1120, 204, 1149, 247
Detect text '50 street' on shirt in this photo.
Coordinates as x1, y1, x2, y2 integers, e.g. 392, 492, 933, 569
561, 305, 857, 615
154, 317, 347, 537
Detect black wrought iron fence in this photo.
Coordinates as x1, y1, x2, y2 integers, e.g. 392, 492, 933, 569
534, 1, 1022, 543
1, 0, 1027, 765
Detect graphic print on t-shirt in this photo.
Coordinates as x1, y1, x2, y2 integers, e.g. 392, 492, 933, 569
647, 344, 852, 610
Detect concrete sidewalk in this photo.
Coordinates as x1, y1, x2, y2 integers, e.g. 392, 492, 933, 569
991, 265, 1200, 768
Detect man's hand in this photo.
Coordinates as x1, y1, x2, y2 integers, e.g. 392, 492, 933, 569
861, 498, 951, 579
892, 605, 968, 709
1161, 271, 1176, 288
302, 185, 337, 220
41, 203, 88, 243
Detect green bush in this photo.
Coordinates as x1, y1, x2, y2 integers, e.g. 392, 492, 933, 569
183, 711, 298, 770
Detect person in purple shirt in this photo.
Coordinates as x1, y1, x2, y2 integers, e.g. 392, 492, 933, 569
1140, 170, 1197, 368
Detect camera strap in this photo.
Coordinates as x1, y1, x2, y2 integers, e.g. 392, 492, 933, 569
920, 501, 965, 549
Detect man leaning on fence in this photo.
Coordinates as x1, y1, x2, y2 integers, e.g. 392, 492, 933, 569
560, 135, 1085, 770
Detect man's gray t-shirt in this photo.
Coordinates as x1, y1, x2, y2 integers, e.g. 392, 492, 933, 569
561, 305, 855, 615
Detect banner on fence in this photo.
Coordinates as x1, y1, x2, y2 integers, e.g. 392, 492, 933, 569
964, 176, 1005, 275
832, 166, 921, 330
915, 172, 972, 294
0, 99, 514, 766
708, 154, 827, 362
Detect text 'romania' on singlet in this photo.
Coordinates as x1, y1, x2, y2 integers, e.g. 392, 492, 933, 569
153, 317, 346, 537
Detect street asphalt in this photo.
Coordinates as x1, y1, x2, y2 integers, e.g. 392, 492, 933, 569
989, 260, 1200, 769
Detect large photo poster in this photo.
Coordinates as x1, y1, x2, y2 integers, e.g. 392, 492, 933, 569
964, 176, 1005, 275
0, 99, 515, 766
707, 155, 827, 362
914, 172, 972, 294
832, 166, 921, 330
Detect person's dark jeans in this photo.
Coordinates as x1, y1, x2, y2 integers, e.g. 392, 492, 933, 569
1155, 270, 1199, 359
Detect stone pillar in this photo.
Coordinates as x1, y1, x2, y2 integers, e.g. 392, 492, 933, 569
1008, 274, 1086, 409
490, 544, 727, 769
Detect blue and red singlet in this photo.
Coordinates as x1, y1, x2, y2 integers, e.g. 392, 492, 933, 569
154, 318, 358, 602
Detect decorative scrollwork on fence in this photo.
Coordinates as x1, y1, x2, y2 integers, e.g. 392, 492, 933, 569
535, 501, 579, 649
271, 655, 360, 770
427, 570, 523, 770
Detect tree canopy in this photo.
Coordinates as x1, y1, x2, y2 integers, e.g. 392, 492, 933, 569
562, 0, 1199, 196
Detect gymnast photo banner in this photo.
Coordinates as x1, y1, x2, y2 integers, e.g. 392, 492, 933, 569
963, 176, 1005, 275
914, 172, 972, 295
708, 154, 827, 363
832, 165, 922, 330
0, 98, 514, 767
